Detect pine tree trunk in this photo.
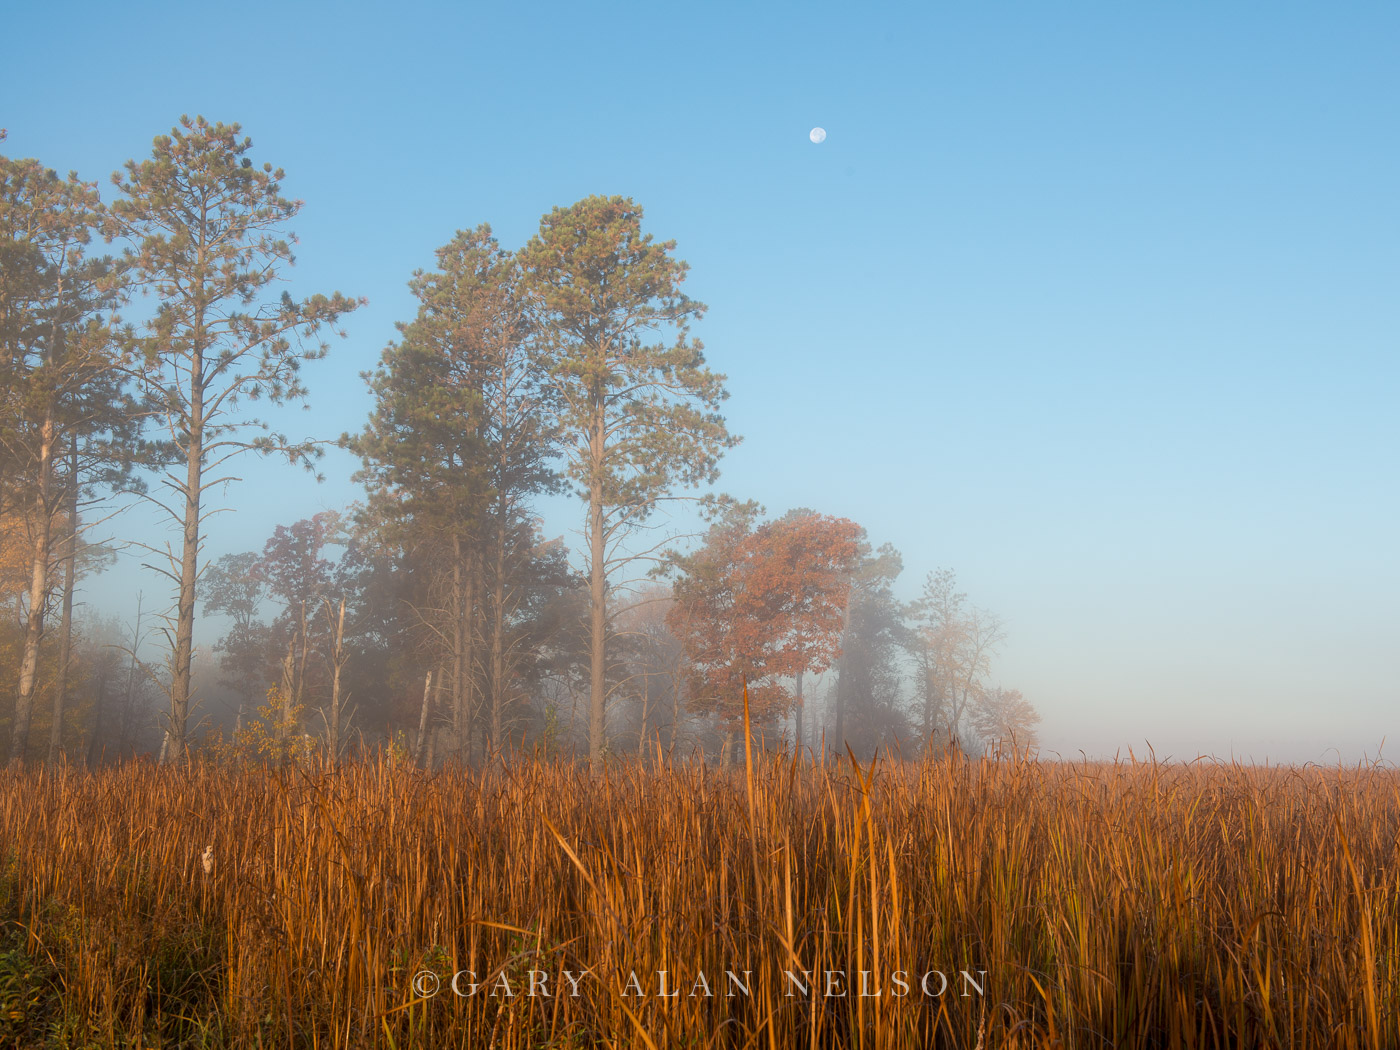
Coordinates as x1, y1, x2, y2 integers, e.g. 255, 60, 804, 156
278, 642, 296, 765
452, 535, 465, 748
425, 671, 443, 768
637, 672, 652, 758
49, 441, 79, 763
115, 597, 143, 761
490, 373, 511, 758
167, 382, 203, 763
327, 598, 345, 766
414, 670, 433, 767
922, 649, 935, 745
491, 510, 507, 753
670, 669, 683, 752
465, 546, 480, 760
9, 416, 55, 766
588, 406, 607, 766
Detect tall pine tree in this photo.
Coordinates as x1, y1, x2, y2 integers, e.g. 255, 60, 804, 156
110, 116, 362, 761
0, 152, 131, 765
521, 196, 735, 764
348, 225, 562, 755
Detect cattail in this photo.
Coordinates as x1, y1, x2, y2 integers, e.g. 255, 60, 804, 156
201, 843, 215, 877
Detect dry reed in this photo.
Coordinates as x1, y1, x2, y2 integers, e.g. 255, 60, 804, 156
0, 750, 1396, 1048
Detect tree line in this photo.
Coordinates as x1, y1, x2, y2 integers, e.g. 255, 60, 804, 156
0, 117, 1038, 768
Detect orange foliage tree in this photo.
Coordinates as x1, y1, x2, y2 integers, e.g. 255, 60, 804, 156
667, 504, 862, 743
0, 510, 28, 600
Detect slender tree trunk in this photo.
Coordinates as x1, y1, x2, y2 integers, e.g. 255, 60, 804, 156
490, 374, 511, 756
835, 675, 845, 755
277, 641, 296, 765
86, 668, 109, 769
9, 415, 55, 766
295, 603, 309, 711
491, 508, 507, 751
670, 667, 683, 752
452, 534, 465, 748
414, 670, 434, 767
167, 372, 204, 763
326, 598, 346, 766
164, 219, 211, 763
117, 596, 143, 760
835, 597, 852, 751
49, 441, 80, 763
465, 546, 480, 760
794, 669, 804, 754
588, 405, 607, 765
425, 673, 443, 768
636, 672, 652, 758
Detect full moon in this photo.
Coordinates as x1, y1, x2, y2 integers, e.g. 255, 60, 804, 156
809, 127, 827, 144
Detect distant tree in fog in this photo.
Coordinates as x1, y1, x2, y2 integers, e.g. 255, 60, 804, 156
973, 686, 1041, 752
202, 550, 271, 731
907, 568, 1006, 749
831, 536, 906, 758
615, 584, 687, 754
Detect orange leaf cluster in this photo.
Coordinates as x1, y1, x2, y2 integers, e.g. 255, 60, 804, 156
669, 512, 863, 728
0, 510, 32, 600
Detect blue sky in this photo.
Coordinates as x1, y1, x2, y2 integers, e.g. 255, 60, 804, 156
5, 2, 1396, 761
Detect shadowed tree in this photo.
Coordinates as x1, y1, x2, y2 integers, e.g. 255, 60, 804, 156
521, 196, 735, 764
831, 536, 904, 757
347, 225, 561, 756
109, 116, 362, 761
258, 512, 340, 755
347, 231, 491, 751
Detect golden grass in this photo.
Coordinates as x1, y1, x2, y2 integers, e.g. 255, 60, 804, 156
0, 750, 1396, 1048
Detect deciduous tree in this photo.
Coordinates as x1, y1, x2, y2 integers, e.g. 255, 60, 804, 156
615, 583, 687, 755
973, 685, 1041, 753
668, 505, 862, 750
908, 568, 1006, 748
202, 549, 271, 732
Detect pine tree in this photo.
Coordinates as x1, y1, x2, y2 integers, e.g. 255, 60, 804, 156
348, 225, 563, 755
520, 196, 735, 764
0, 152, 131, 765
110, 116, 362, 761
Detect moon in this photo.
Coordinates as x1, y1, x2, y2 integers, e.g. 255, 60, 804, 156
809, 127, 827, 144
